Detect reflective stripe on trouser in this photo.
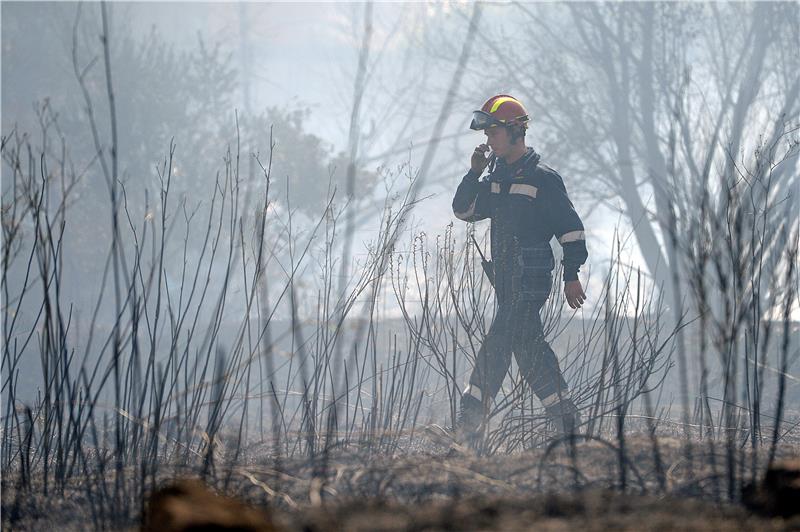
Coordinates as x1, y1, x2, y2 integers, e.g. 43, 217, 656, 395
461, 297, 568, 412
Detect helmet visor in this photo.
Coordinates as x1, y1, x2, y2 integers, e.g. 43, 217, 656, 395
469, 110, 502, 131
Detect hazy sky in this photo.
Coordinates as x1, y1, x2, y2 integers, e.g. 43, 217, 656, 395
124, 2, 363, 147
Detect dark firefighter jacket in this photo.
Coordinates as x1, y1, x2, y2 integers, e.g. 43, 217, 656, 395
452, 148, 588, 303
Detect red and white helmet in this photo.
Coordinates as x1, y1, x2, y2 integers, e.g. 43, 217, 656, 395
469, 94, 530, 131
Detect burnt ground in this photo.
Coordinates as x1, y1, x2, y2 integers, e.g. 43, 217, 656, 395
3, 433, 799, 531
285, 491, 795, 531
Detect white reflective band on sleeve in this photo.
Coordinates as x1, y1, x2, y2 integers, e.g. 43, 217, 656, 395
558, 230, 585, 244
491, 183, 501, 194
464, 384, 483, 402
509, 183, 538, 198
454, 197, 478, 220
540, 392, 562, 407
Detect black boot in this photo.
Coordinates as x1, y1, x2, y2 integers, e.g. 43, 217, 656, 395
455, 393, 483, 446
545, 397, 581, 435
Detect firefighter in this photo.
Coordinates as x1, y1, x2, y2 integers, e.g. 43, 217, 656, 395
452, 94, 587, 438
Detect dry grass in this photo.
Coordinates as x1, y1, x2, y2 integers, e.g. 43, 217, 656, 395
3, 434, 799, 530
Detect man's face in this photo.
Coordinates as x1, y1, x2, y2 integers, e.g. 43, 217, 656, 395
484, 126, 512, 158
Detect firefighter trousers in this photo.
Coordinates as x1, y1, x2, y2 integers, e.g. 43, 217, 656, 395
462, 297, 568, 414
